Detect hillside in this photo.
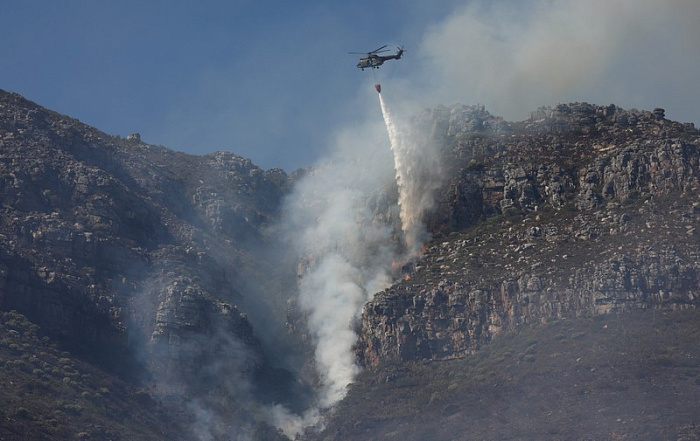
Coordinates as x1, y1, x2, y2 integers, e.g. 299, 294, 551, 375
309, 103, 700, 440
312, 309, 700, 441
0, 89, 302, 439
360, 102, 700, 365
0, 310, 191, 441
1, 89, 699, 440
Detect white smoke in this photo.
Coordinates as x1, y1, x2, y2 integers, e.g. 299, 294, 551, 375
267, 405, 321, 439
416, 0, 700, 125
274, 117, 399, 415
267, 89, 447, 436
300, 253, 369, 405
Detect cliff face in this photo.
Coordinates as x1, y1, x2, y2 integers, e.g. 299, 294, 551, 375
358, 103, 700, 366
0, 90, 291, 392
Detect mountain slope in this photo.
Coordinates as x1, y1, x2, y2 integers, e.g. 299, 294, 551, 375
308, 103, 700, 440
0, 89, 302, 439
2, 89, 699, 441
0, 310, 191, 441
310, 309, 700, 441
360, 102, 700, 365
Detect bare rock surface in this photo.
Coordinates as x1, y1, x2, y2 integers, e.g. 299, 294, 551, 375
0, 90, 292, 394
358, 102, 700, 366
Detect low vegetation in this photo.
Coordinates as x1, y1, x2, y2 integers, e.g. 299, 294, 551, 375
310, 309, 700, 440
0, 310, 190, 441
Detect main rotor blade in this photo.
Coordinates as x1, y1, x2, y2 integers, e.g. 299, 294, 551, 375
370, 45, 388, 53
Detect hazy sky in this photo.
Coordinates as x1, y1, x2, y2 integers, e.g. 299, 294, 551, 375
3, 0, 698, 170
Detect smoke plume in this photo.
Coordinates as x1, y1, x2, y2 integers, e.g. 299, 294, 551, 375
416, 0, 700, 125
282, 135, 398, 404
266, 89, 448, 437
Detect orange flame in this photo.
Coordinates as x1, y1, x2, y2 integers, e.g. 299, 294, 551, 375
417, 243, 429, 259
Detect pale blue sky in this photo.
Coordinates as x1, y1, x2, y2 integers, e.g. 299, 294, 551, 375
2, 0, 456, 169
3, 1, 699, 170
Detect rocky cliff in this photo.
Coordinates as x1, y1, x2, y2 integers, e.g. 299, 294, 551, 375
358, 102, 700, 366
3, 88, 700, 440
0, 89, 300, 414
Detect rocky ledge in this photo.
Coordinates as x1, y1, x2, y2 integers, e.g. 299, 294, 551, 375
358, 102, 700, 367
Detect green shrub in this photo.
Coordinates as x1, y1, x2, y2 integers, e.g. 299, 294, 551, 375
62, 404, 83, 415
41, 419, 58, 428
523, 354, 537, 363
14, 407, 32, 419
12, 359, 31, 372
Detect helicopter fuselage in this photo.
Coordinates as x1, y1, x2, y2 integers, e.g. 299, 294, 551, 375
355, 48, 404, 70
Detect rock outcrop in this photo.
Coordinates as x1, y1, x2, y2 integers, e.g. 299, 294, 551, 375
358, 102, 700, 367
0, 90, 292, 390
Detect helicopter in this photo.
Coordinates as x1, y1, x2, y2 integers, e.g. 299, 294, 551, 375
350, 45, 404, 70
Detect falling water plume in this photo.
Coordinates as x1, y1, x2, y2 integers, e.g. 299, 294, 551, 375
379, 93, 425, 254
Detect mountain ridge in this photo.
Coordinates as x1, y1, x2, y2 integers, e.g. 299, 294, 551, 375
358, 101, 699, 367
0, 88, 303, 439
1, 89, 699, 440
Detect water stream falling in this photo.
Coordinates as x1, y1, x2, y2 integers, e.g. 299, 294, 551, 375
379, 92, 424, 254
